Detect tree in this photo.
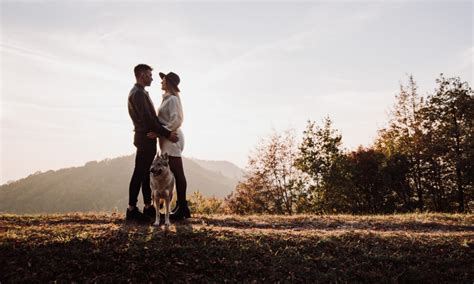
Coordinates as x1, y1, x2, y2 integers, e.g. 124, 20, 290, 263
424, 75, 473, 212
375, 75, 425, 210
376, 74, 473, 212
346, 147, 401, 214
382, 152, 412, 212
226, 130, 305, 215
295, 117, 345, 212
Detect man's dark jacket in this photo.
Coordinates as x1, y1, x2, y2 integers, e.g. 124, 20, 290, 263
128, 84, 170, 140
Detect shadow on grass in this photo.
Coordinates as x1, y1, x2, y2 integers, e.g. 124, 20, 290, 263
0, 213, 122, 226
191, 217, 474, 232
1, 217, 472, 283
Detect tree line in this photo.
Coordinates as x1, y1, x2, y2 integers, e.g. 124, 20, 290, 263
225, 74, 473, 214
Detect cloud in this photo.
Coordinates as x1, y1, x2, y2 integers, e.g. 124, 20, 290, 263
1, 1, 471, 184
193, 3, 383, 89
2, 39, 126, 83
463, 46, 474, 64
1, 42, 59, 65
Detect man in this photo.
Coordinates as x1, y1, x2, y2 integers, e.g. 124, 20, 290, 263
126, 64, 179, 222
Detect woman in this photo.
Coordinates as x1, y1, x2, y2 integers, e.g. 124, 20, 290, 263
149, 71, 191, 220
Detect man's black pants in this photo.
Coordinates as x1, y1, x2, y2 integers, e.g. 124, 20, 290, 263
128, 134, 157, 207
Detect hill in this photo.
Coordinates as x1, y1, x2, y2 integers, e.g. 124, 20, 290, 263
0, 155, 242, 214
190, 158, 245, 181
0, 213, 472, 282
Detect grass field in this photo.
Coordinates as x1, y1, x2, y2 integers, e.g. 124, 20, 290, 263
1, 213, 473, 282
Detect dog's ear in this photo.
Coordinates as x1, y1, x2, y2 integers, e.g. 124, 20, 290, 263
163, 153, 169, 161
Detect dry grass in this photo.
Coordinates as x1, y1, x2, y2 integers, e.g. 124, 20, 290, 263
1, 213, 473, 282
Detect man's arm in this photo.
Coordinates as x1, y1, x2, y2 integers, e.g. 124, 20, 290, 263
154, 117, 173, 138
131, 91, 171, 138
147, 130, 179, 142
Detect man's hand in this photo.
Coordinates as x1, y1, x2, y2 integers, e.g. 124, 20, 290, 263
168, 132, 179, 143
147, 132, 158, 139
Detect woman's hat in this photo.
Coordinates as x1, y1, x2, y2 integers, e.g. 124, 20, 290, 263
159, 72, 180, 92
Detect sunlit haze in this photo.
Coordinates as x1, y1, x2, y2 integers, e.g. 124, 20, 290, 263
1, 1, 472, 184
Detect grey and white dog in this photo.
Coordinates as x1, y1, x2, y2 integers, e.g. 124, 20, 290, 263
150, 153, 174, 226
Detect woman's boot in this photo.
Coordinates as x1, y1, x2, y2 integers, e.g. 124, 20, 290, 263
170, 200, 191, 220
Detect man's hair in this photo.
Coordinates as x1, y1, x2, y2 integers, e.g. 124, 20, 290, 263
134, 64, 153, 79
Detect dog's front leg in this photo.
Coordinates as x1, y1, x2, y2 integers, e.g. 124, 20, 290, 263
164, 195, 171, 226
153, 193, 160, 227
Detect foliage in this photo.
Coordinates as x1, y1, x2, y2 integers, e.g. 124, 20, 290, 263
188, 191, 225, 215
376, 75, 425, 210
226, 130, 306, 215
424, 75, 473, 212
376, 74, 473, 212
295, 117, 345, 213
228, 74, 473, 214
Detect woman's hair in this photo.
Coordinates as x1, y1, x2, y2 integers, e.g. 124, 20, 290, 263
165, 79, 180, 96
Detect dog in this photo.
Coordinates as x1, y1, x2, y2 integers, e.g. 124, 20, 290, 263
149, 153, 174, 226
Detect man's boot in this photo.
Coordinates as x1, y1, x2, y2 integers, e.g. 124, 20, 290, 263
126, 207, 150, 223
143, 205, 156, 222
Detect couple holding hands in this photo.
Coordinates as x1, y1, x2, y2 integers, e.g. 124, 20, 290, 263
126, 64, 190, 222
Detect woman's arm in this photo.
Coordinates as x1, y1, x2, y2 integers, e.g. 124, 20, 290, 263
165, 96, 184, 131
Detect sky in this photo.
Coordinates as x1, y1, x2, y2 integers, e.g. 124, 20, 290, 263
1, 0, 472, 184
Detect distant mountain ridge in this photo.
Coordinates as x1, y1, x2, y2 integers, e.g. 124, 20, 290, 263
190, 158, 245, 181
0, 155, 243, 214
